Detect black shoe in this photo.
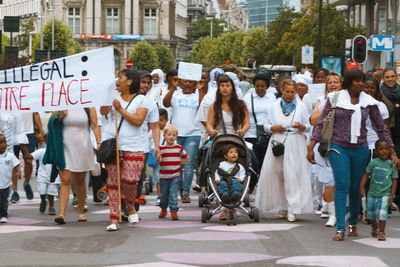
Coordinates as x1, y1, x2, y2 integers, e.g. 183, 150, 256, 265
39, 201, 47, 213
231, 192, 241, 203
24, 183, 34, 200
10, 191, 20, 203
192, 185, 202, 193
221, 193, 230, 203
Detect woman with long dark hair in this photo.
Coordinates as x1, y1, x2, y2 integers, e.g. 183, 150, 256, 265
206, 75, 250, 137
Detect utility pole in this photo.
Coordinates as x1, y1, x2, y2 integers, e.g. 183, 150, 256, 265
40, 0, 43, 50
318, 0, 322, 67
51, 0, 55, 51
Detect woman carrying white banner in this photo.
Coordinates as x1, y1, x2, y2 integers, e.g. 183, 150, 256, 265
101, 69, 149, 231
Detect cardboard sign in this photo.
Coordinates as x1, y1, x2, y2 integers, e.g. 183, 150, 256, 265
0, 47, 116, 113
307, 83, 326, 105
178, 62, 202, 81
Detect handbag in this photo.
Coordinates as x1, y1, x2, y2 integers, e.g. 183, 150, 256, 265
318, 92, 339, 158
96, 94, 137, 164
271, 107, 296, 157
251, 94, 271, 147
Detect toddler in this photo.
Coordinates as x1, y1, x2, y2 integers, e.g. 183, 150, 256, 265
0, 134, 20, 223
31, 134, 60, 215
158, 124, 188, 220
360, 139, 398, 241
215, 144, 245, 203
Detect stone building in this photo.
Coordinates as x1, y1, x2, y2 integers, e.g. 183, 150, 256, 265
0, 0, 189, 70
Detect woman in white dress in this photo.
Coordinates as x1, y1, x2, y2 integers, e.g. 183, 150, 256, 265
53, 108, 101, 224
256, 79, 313, 222
309, 73, 342, 227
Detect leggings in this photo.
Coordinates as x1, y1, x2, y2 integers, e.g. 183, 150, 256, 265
106, 151, 144, 221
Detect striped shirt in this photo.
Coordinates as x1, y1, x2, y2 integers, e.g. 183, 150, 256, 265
159, 144, 187, 179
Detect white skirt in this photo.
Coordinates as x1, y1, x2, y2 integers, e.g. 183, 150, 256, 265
255, 132, 313, 214
312, 143, 335, 186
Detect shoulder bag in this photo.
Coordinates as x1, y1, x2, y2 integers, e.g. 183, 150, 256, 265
251, 94, 271, 148
318, 92, 339, 158
96, 94, 137, 164
271, 108, 296, 157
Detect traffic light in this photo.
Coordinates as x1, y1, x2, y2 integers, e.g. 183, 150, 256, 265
247, 59, 253, 69
352, 35, 367, 64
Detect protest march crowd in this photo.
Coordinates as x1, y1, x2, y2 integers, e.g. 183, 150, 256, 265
1, 60, 400, 242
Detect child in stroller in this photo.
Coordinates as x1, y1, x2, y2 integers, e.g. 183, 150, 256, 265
215, 144, 246, 204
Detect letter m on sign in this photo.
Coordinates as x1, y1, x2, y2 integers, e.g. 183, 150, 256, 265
370, 36, 394, 51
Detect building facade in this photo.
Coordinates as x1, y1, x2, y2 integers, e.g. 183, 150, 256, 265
0, 0, 189, 70
247, 0, 301, 29
331, 0, 400, 70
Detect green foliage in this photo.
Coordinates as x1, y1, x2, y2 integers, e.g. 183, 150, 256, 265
280, 4, 366, 68
16, 17, 37, 53
129, 41, 158, 71
0, 34, 11, 67
242, 27, 268, 65
266, 6, 303, 65
32, 18, 83, 58
154, 43, 175, 72
230, 32, 246, 66
187, 18, 226, 42
186, 36, 218, 65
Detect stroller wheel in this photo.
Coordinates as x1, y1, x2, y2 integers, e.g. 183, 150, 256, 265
145, 183, 151, 195
201, 208, 208, 223
199, 192, 206, 207
243, 195, 250, 207
253, 208, 259, 223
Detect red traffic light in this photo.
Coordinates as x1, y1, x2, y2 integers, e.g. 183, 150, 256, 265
357, 41, 363, 45
248, 61, 252, 64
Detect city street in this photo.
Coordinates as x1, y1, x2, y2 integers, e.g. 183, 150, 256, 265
1, 179, 400, 267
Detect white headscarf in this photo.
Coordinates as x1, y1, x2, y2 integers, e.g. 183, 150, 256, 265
149, 69, 167, 106
151, 69, 165, 85
224, 72, 243, 99
209, 68, 224, 90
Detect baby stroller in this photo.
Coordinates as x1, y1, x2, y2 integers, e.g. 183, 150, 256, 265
199, 134, 259, 225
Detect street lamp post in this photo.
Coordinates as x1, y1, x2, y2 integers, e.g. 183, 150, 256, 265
205, 16, 213, 37
51, 0, 55, 51
318, 0, 322, 67
40, 0, 43, 50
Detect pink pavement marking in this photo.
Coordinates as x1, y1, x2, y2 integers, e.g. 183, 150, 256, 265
92, 206, 186, 214
6, 217, 41, 225
109, 262, 198, 267
391, 228, 400, 231
203, 223, 299, 232
156, 231, 270, 241
126, 220, 217, 229
353, 237, 400, 248
178, 210, 201, 217
276, 256, 388, 267
157, 253, 279, 265
0, 225, 62, 234
17, 198, 42, 205
8, 205, 37, 210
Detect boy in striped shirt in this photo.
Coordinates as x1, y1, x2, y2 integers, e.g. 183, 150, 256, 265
158, 124, 188, 220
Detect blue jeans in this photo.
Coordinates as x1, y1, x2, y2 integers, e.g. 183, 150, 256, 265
0, 187, 10, 218
218, 180, 243, 196
152, 164, 160, 185
328, 144, 369, 232
159, 178, 180, 212
177, 136, 201, 196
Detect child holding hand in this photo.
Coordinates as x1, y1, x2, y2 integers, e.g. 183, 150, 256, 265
360, 139, 398, 241
215, 144, 246, 203
158, 124, 188, 220
0, 134, 20, 223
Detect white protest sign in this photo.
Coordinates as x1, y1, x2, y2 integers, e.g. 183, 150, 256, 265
307, 83, 325, 106
178, 62, 202, 81
0, 47, 116, 113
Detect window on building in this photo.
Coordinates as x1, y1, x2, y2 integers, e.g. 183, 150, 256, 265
68, 8, 81, 34
144, 8, 157, 35
349, 6, 354, 26
397, 0, 400, 33
106, 8, 119, 34
387, 0, 395, 34
360, 3, 366, 27
354, 4, 360, 25
378, 3, 387, 34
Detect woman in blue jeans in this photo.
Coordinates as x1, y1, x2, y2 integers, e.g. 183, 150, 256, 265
163, 78, 201, 203
307, 68, 399, 241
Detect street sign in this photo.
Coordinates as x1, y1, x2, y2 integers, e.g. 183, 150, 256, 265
302, 46, 314, 64
126, 60, 133, 68
3, 16, 20, 32
370, 35, 394, 51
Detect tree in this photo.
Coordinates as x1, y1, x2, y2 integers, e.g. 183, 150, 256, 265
154, 43, 175, 72
129, 41, 158, 71
186, 36, 218, 65
214, 31, 243, 65
187, 18, 226, 42
32, 18, 83, 58
242, 27, 268, 66
280, 4, 365, 68
230, 31, 246, 66
265, 6, 303, 65
16, 17, 37, 53
0, 34, 12, 67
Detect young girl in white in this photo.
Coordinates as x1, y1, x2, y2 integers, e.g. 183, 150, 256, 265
256, 79, 313, 222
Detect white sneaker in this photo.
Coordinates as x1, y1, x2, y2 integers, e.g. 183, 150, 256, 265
155, 197, 160, 206
106, 223, 119, 231
128, 213, 139, 224
0, 217, 7, 223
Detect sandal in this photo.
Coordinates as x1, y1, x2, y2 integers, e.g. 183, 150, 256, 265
54, 215, 65, 225
371, 225, 378, 238
347, 225, 358, 236
377, 232, 386, 241
332, 231, 345, 241
106, 223, 119, 231
78, 214, 87, 222
219, 209, 227, 220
